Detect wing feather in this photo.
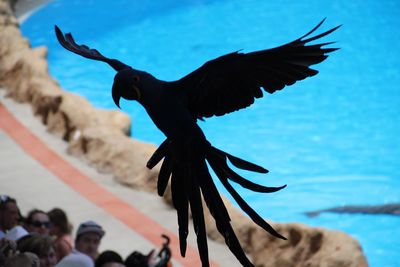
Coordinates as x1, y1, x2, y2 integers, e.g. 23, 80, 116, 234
175, 20, 340, 119
55, 25, 130, 71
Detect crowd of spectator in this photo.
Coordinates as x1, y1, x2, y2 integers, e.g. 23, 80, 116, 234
0, 195, 171, 267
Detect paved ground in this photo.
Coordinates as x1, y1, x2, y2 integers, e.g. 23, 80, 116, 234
0, 90, 242, 266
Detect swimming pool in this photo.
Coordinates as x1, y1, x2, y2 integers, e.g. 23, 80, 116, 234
21, 0, 400, 266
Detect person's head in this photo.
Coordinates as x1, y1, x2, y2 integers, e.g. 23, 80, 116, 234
47, 208, 72, 237
55, 252, 93, 267
25, 209, 51, 235
17, 234, 57, 267
0, 195, 20, 232
124, 251, 150, 267
75, 221, 105, 260
95, 250, 125, 267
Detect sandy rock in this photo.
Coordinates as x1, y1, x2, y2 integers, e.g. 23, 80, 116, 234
0, 1, 369, 266
0, 1, 17, 26
67, 125, 159, 192
214, 204, 368, 267
247, 223, 368, 267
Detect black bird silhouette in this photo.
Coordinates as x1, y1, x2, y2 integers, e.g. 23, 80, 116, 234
55, 19, 339, 267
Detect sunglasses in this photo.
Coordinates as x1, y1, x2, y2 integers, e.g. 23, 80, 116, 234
31, 220, 52, 228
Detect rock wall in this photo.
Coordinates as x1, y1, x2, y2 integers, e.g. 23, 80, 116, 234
0, 1, 368, 266
0, 0, 160, 191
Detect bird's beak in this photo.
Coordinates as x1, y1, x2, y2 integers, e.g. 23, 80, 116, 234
112, 83, 121, 109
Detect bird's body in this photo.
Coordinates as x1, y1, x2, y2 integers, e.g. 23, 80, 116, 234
55, 19, 340, 267
145, 85, 198, 140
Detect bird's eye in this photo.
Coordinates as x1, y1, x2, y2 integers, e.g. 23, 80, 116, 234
133, 75, 140, 82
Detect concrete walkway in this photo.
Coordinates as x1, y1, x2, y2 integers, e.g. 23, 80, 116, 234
0, 91, 241, 266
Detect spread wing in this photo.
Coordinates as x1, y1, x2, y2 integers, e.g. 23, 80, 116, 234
55, 25, 130, 72
176, 19, 340, 119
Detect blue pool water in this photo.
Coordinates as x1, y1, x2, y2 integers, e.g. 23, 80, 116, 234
21, 1, 400, 266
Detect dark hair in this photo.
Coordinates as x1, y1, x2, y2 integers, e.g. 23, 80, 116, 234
17, 234, 55, 258
0, 195, 16, 211
25, 209, 48, 226
95, 250, 123, 267
0, 195, 22, 226
48, 208, 72, 234
125, 251, 149, 267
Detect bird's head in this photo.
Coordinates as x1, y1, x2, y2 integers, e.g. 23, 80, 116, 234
112, 68, 143, 108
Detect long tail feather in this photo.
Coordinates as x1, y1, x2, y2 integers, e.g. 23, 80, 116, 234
211, 146, 285, 193
160, 138, 286, 266
207, 152, 286, 240
222, 166, 287, 193
171, 165, 189, 257
196, 159, 255, 267
187, 170, 209, 266
147, 139, 169, 169
195, 160, 231, 221
157, 154, 172, 196
212, 146, 268, 173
